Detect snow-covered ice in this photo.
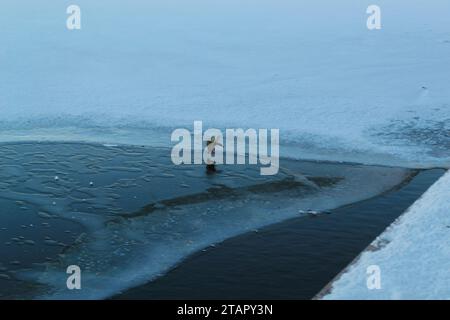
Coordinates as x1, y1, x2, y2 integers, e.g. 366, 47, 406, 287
0, 0, 449, 168
321, 170, 450, 300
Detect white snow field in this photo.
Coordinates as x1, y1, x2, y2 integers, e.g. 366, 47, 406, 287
0, 0, 449, 168
322, 170, 450, 300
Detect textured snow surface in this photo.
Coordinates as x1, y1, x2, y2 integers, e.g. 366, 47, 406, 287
0, 0, 449, 167
322, 170, 450, 300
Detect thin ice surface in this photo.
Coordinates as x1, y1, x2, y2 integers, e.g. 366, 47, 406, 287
0, 143, 411, 299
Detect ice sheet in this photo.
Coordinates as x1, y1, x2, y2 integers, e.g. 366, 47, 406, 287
0, 0, 449, 167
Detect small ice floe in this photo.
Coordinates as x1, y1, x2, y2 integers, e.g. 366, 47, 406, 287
89, 181, 94, 187
306, 209, 320, 216
299, 209, 319, 215
38, 211, 53, 219
44, 239, 59, 246
54, 176, 59, 181
0, 274, 11, 280
300, 209, 331, 216
24, 240, 35, 245
161, 173, 175, 178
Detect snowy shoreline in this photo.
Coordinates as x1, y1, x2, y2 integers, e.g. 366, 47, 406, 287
319, 170, 450, 300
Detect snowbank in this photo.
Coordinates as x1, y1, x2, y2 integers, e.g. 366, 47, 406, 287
321, 170, 450, 300
0, 0, 449, 167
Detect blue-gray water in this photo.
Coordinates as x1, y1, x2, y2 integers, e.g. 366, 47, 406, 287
0, 142, 443, 299
116, 169, 444, 299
